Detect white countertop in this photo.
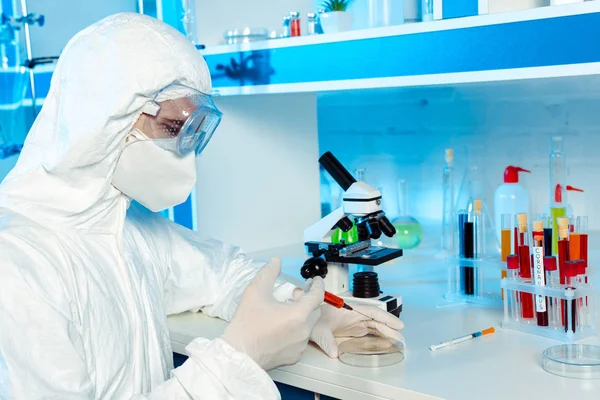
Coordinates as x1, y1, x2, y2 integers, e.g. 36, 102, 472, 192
168, 245, 600, 400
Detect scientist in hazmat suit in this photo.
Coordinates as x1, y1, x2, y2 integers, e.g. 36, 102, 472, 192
0, 13, 404, 399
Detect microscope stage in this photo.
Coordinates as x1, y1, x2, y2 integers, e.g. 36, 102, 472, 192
326, 246, 403, 266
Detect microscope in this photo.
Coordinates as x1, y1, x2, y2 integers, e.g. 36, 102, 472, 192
302, 152, 403, 317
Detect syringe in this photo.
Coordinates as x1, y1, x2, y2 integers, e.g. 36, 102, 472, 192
324, 291, 372, 319
430, 327, 495, 351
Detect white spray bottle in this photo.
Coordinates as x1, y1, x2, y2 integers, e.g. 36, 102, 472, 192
494, 166, 530, 244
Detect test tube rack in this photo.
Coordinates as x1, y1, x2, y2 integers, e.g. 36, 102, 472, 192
501, 279, 596, 343
442, 256, 504, 308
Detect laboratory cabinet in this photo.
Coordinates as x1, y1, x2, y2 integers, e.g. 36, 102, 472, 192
173, 353, 340, 400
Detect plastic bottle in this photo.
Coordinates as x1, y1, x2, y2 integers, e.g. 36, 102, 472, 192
493, 166, 530, 245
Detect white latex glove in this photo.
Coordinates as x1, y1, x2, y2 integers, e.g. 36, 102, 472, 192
310, 304, 405, 358
221, 258, 324, 371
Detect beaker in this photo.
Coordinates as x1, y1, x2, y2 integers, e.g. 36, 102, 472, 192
391, 179, 422, 249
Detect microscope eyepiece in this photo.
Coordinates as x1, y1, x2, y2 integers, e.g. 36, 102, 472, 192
318, 152, 356, 191
365, 218, 382, 239
378, 216, 396, 238
336, 216, 353, 233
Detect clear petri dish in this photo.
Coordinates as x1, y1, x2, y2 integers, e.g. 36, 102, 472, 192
338, 336, 404, 368
542, 344, 600, 379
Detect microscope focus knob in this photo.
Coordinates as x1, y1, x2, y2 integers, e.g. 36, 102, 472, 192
336, 216, 353, 233
301, 257, 328, 279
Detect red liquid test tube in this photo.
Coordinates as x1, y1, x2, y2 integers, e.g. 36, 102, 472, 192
557, 218, 570, 327
516, 214, 534, 320
519, 245, 534, 319
532, 222, 548, 327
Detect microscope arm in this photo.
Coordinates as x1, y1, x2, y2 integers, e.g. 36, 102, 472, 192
303, 206, 347, 243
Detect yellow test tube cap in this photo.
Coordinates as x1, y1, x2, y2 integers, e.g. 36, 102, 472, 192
474, 199, 482, 213
445, 149, 454, 163
517, 213, 528, 233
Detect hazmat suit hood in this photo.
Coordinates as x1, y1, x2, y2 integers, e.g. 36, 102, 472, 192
0, 12, 211, 232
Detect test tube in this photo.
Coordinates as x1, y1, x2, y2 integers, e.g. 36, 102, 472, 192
557, 218, 570, 327
501, 214, 512, 262
500, 214, 512, 300
570, 217, 581, 260
473, 200, 484, 297
517, 214, 534, 321
514, 215, 519, 254
507, 254, 520, 322
564, 261, 578, 333
569, 216, 576, 233
578, 216, 589, 270
544, 215, 553, 257
544, 256, 560, 329
574, 260, 588, 330
532, 221, 548, 327
463, 221, 475, 296
457, 210, 468, 294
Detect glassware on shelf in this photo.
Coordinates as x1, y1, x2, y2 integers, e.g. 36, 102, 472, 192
391, 179, 422, 249
441, 149, 456, 254
455, 148, 498, 255
549, 136, 567, 255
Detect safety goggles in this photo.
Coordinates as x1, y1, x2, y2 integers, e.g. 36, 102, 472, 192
139, 85, 222, 156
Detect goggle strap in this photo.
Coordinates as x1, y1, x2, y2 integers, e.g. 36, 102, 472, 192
141, 101, 161, 117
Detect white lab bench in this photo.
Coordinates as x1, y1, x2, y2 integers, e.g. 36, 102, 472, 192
168, 245, 600, 400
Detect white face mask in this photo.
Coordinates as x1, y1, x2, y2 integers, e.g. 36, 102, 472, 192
111, 130, 197, 212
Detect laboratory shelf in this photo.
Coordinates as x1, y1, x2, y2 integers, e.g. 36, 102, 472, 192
202, 2, 600, 97
6, 3, 600, 105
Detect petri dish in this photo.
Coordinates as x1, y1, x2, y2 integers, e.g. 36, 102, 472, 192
338, 336, 404, 368
542, 344, 600, 379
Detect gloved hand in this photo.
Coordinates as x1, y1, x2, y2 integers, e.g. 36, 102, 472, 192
221, 258, 324, 371
310, 303, 405, 358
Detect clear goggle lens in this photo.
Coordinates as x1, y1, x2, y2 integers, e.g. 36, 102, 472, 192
141, 89, 222, 155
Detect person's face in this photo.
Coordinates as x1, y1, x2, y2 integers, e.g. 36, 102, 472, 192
132, 97, 199, 140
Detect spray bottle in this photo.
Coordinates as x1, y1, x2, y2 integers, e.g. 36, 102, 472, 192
493, 166, 530, 245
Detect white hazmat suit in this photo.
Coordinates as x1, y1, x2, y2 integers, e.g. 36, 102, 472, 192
0, 12, 404, 400
0, 13, 304, 399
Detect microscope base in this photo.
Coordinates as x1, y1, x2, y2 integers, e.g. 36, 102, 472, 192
338, 291, 403, 317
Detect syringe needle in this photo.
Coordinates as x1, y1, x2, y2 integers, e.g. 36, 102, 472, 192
324, 290, 374, 320
342, 303, 373, 320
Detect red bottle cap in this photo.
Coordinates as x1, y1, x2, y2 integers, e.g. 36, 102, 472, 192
504, 166, 531, 183
544, 256, 558, 271
565, 260, 578, 277
576, 260, 586, 275
555, 184, 563, 203
507, 254, 519, 270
